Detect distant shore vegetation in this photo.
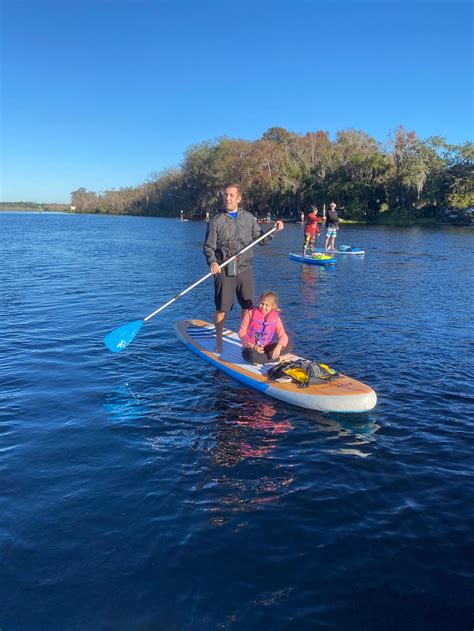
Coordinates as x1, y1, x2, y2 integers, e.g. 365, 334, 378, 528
4, 126, 474, 225
0, 201, 70, 212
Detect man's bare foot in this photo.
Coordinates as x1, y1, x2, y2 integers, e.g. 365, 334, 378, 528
215, 340, 223, 354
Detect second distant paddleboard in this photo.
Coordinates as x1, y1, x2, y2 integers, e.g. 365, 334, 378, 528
314, 246, 365, 255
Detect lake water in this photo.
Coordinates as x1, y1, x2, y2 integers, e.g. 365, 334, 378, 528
1, 212, 473, 630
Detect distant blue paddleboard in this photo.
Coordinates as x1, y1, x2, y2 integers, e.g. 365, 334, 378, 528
288, 252, 336, 265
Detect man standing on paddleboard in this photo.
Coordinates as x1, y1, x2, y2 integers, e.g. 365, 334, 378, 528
204, 183, 284, 353
324, 202, 340, 251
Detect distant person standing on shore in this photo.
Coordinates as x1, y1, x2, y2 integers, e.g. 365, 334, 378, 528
204, 183, 284, 353
303, 206, 322, 256
324, 202, 339, 251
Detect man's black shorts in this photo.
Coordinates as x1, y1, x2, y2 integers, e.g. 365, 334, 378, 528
214, 266, 254, 312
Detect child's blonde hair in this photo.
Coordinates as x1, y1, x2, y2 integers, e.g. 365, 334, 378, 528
259, 290, 281, 311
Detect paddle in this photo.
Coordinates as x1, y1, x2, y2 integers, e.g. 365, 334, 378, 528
104, 226, 277, 352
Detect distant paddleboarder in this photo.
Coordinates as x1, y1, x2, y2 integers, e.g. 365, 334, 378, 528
303, 205, 323, 256
324, 202, 340, 251
204, 183, 284, 353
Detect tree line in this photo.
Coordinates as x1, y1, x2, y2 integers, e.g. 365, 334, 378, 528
71, 126, 473, 223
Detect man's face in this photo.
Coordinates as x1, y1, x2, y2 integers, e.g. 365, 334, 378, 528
224, 187, 241, 213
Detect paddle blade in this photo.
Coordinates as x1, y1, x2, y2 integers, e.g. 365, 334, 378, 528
104, 320, 143, 353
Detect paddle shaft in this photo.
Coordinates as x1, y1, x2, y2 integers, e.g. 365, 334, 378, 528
143, 226, 277, 323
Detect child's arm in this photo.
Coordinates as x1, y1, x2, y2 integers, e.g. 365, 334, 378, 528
268, 317, 289, 359
239, 310, 253, 347
275, 317, 289, 348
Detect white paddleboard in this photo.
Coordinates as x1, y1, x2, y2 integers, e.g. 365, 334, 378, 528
314, 246, 365, 255
175, 320, 377, 413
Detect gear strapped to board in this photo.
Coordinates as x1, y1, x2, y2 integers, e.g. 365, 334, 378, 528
267, 359, 339, 388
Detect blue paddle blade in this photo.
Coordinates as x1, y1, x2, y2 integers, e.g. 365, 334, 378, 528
104, 319, 143, 353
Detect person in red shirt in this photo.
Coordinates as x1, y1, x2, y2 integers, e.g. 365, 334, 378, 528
239, 291, 291, 365
303, 206, 323, 256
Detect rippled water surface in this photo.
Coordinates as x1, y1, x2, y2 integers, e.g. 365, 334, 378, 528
1, 212, 473, 630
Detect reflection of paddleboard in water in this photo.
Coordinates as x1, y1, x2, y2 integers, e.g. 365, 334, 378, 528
288, 252, 336, 266
175, 320, 377, 413
314, 246, 365, 255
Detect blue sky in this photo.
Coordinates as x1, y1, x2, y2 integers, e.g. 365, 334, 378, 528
1, 0, 472, 203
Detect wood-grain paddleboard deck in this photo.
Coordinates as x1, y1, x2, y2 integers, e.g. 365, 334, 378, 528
175, 320, 377, 413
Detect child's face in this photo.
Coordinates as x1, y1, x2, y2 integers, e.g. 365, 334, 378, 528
259, 297, 276, 315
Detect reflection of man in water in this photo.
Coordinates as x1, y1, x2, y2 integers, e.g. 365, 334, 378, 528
210, 395, 291, 466
194, 387, 295, 524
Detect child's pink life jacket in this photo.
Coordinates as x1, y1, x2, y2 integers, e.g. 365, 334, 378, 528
246, 307, 279, 346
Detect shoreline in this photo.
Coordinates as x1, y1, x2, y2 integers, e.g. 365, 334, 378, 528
1, 208, 472, 227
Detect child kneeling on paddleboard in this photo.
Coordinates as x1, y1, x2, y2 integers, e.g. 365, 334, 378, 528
239, 291, 291, 365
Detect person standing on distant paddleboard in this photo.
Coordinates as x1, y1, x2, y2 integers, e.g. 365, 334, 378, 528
204, 183, 284, 353
324, 202, 339, 251
303, 205, 323, 257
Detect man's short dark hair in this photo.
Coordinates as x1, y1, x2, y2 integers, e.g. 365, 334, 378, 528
224, 182, 242, 195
